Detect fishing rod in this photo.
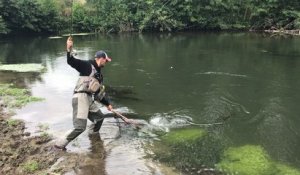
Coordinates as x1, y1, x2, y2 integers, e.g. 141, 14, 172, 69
70, 0, 74, 36
111, 109, 142, 129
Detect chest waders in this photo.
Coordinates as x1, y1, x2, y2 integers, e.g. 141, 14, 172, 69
55, 64, 106, 149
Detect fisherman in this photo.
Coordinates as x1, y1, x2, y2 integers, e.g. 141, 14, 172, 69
55, 36, 113, 150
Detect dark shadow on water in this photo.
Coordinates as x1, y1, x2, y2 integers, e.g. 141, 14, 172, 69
106, 86, 141, 101
76, 134, 106, 175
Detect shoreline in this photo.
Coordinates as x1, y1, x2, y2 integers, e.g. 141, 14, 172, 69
0, 84, 105, 175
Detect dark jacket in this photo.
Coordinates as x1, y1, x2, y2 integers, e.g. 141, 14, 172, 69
67, 52, 110, 106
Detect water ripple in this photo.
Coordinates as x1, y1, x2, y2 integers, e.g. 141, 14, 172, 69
196, 71, 248, 78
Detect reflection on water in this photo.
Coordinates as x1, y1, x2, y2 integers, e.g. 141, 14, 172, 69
1, 33, 300, 174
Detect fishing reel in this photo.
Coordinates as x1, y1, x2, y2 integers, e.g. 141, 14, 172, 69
70, 49, 77, 56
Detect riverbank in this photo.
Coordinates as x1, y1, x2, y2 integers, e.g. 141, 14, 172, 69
0, 84, 105, 175
263, 29, 300, 36
0, 113, 61, 174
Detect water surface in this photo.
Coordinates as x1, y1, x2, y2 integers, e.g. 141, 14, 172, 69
1, 33, 300, 174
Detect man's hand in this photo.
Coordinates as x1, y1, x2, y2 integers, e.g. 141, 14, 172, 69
67, 36, 73, 52
107, 105, 113, 111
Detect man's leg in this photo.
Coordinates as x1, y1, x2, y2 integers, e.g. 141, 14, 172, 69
88, 108, 105, 133
55, 94, 90, 149
88, 102, 106, 133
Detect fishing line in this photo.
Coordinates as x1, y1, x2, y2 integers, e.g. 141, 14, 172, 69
186, 121, 223, 127
70, 0, 74, 35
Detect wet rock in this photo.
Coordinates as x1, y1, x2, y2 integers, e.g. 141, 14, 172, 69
11, 133, 21, 138
1, 156, 8, 161
23, 132, 31, 136
35, 136, 51, 144
3, 150, 13, 156
10, 141, 21, 149
3, 166, 11, 172
2, 128, 8, 134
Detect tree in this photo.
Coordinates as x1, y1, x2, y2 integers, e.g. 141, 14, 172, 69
0, 16, 8, 34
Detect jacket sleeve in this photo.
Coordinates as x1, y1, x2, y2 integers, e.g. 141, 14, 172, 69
67, 52, 90, 74
99, 94, 110, 106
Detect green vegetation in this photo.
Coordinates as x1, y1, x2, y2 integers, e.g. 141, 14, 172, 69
40, 131, 50, 138
276, 163, 300, 175
151, 128, 224, 172
22, 160, 39, 173
37, 123, 50, 131
0, 64, 45, 72
162, 128, 206, 143
152, 133, 300, 175
0, 84, 44, 109
37, 123, 50, 138
217, 145, 300, 175
0, 0, 299, 35
217, 145, 276, 175
7, 118, 19, 127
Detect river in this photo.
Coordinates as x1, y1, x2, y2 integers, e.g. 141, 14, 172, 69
0, 32, 300, 174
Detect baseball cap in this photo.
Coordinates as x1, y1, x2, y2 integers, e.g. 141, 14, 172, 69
95, 50, 112, 62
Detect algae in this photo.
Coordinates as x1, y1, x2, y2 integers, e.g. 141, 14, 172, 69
217, 145, 275, 175
216, 145, 300, 175
162, 128, 206, 144
275, 163, 300, 175
151, 128, 225, 173
0, 63, 45, 72
0, 84, 44, 110
22, 160, 39, 173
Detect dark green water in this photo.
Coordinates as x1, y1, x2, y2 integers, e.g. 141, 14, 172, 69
1, 33, 300, 174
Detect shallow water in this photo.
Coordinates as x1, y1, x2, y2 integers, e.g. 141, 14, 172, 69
1, 33, 300, 174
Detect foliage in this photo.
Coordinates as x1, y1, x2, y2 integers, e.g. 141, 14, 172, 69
249, 0, 300, 30
0, 0, 299, 34
0, 0, 64, 34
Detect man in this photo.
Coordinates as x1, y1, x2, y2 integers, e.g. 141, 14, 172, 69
55, 36, 113, 150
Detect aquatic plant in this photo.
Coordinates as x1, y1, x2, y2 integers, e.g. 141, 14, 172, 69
151, 128, 224, 173
162, 128, 206, 144
217, 145, 275, 175
0, 63, 45, 72
0, 84, 44, 109
275, 163, 300, 175
217, 145, 300, 175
